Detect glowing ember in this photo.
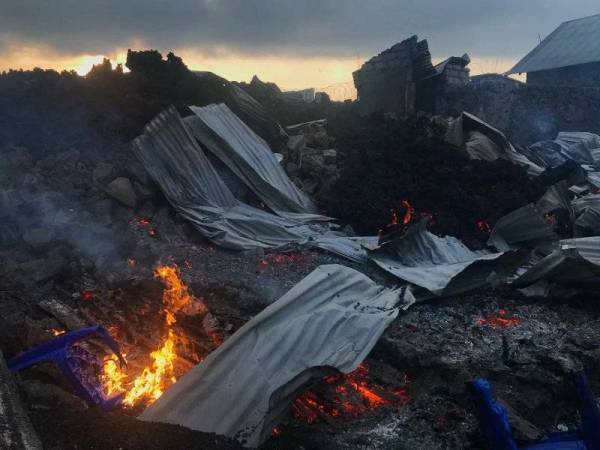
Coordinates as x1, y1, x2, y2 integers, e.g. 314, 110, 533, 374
259, 253, 304, 270
51, 328, 66, 336
102, 264, 209, 407
81, 290, 95, 300
132, 216, 157, 238
292, 363, 410, 424
477, 309, 520, 329
544, 212, 557, 226
477, 220, 491, 233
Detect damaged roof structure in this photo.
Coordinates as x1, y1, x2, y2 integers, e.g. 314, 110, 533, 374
508, 13, 600, 87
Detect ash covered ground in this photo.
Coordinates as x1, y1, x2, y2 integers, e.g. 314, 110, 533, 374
1, 52, 600, 450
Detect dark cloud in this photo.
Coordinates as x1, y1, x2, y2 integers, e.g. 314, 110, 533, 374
0, 0, 598, 61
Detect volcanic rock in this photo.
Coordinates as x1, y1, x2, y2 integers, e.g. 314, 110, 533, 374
105, 177, 138, 208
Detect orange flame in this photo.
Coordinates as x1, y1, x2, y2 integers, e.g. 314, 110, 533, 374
51, 328, 66, 336
401, 200, 414, 225
102, 264, 205, 407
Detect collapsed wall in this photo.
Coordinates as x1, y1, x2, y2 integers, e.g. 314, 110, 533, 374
352, 35, 436, 116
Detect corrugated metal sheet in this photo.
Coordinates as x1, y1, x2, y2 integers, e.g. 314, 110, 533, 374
133, 105, 374, 261
186, 103, 320, 217
513, 237, 600, 286
140, 264, 400, 447
369, 220, 518, 296
508, 14, 600, 74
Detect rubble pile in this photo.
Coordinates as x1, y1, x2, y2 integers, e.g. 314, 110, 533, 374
3, 43, 600, 450
282, 119, 340, 198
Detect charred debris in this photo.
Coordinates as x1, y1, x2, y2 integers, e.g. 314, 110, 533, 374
2, 28, 600, 450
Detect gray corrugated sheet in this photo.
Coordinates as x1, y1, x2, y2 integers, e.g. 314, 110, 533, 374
139, 264, 400, 447
186, 103, 321, 218
133, 106, 317, 251
133, 106, 374, 261
368, 220, 517, 296
445, 112, 543, 175
487, 204, 556, 251
513, 237, 600, 286
508, 14, 600, 74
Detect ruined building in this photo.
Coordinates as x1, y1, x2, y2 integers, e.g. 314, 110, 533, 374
352, 35, 436, 116
353, 35, 470, 116
508, 13, 600, 87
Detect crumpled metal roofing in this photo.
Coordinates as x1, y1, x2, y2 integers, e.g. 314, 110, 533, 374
133, 105, 372, 261
513, 237, 600, 286
186, 103, 320, 218
445, 112, 543, 175
508, 14, 600, 74
487, 204, 556, 251
139, 264, 400, 447
369, 220, 518, 296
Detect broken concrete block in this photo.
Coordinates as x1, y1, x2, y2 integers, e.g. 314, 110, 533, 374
23, 228, 57, 248
286, 134, 306, 153
312, 129, 330, 149
105, 177, 138, 208
302, 154, 326, 173
323, 149, 337, 164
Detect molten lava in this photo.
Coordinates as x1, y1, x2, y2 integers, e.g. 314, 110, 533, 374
102, 264, 211, 407
477, 309, 520, 329
292, 362, 410, 424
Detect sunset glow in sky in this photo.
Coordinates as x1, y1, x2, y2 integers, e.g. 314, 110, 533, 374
0, 1, 597, 99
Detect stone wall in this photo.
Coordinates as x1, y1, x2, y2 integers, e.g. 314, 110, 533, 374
432, 75, 600, 145
527, 61, 600, 88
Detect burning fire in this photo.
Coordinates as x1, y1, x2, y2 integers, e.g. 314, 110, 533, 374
477, 220, 491, 233
292, 363, 410, 424
51, 328, 66, 336
386, 200, 415, 229
476, 309, 520, 329
102, 264, 208, 407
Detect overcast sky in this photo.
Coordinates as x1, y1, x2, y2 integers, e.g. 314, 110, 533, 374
0, 1, 598, 93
